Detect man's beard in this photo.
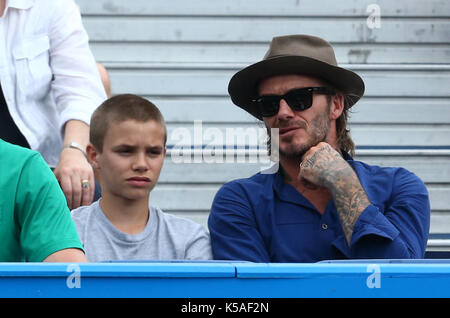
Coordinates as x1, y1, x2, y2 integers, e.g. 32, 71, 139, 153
266, 110, 331, 161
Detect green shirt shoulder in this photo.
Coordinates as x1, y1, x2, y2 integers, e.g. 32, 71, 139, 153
0, 140, 83, 261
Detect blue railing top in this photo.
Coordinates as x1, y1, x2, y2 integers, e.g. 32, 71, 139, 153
2, 260, 450, 278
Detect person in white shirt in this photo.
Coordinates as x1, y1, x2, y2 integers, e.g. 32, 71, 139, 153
0, 0, 107, 209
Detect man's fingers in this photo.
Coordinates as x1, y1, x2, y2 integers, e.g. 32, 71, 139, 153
71, 175, 83, 210
58, 174, 73, 209
81, 175, 95, 206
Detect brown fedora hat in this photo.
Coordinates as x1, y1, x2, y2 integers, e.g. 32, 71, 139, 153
228, 34, 365, 120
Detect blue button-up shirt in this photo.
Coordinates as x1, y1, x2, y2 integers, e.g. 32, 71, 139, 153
208, 153, 430, 262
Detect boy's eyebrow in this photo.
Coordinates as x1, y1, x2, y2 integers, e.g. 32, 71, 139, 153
111, 144, 164, 150
111, 144, 136, 150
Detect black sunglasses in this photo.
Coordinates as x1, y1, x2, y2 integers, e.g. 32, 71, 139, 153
253, 87, 335, 117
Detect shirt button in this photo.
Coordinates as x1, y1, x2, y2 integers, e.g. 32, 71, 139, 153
321, 224, 328, 230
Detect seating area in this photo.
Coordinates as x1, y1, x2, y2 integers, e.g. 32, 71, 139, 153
78, 0, 450, 252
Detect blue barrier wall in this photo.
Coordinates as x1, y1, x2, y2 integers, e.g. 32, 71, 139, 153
1, 261, 450, 298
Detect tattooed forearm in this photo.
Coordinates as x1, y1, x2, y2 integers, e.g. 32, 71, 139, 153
299, 143, 371, 245
330, 170, 370, 245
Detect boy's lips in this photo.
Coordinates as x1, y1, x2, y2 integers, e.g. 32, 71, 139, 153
126, 176, 151, 186
127, 177, 150, 181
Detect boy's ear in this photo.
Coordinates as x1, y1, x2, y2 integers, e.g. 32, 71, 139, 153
86, 143, 100, 169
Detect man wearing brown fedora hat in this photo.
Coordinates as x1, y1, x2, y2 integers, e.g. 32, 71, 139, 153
208, 34, 430, 262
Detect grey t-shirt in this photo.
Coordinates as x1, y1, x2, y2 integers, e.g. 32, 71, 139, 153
71, 200, 213, 262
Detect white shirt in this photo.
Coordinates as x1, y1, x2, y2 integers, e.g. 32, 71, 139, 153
0, 0, 106, 166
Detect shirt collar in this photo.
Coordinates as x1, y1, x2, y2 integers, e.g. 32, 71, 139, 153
6, 0, 35, 10
342, 150, 353, 161
273, 166, 309, 206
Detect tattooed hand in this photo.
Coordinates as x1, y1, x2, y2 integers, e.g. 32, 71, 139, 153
298, 142, 349, 188
299, 142, 371, 245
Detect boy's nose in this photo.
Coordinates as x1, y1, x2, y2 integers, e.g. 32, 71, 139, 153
132, 153, 149, 171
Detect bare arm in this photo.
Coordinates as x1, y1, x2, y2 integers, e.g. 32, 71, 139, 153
53, 120, 95, 209
48, 1, 105, 209
328, 166, 371, 245
43, 248, 88, 262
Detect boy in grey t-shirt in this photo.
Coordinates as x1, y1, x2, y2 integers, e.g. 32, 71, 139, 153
72, 202, 211, 262
70, 94, 212, 262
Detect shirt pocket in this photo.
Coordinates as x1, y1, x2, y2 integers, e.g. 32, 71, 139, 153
13, 35, 52, 100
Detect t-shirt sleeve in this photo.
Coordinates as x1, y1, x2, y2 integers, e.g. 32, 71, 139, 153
184, 225, 213, 260
15, 153, 84, 262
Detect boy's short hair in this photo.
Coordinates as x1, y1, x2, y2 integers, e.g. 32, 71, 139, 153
90, 94, 167, 151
